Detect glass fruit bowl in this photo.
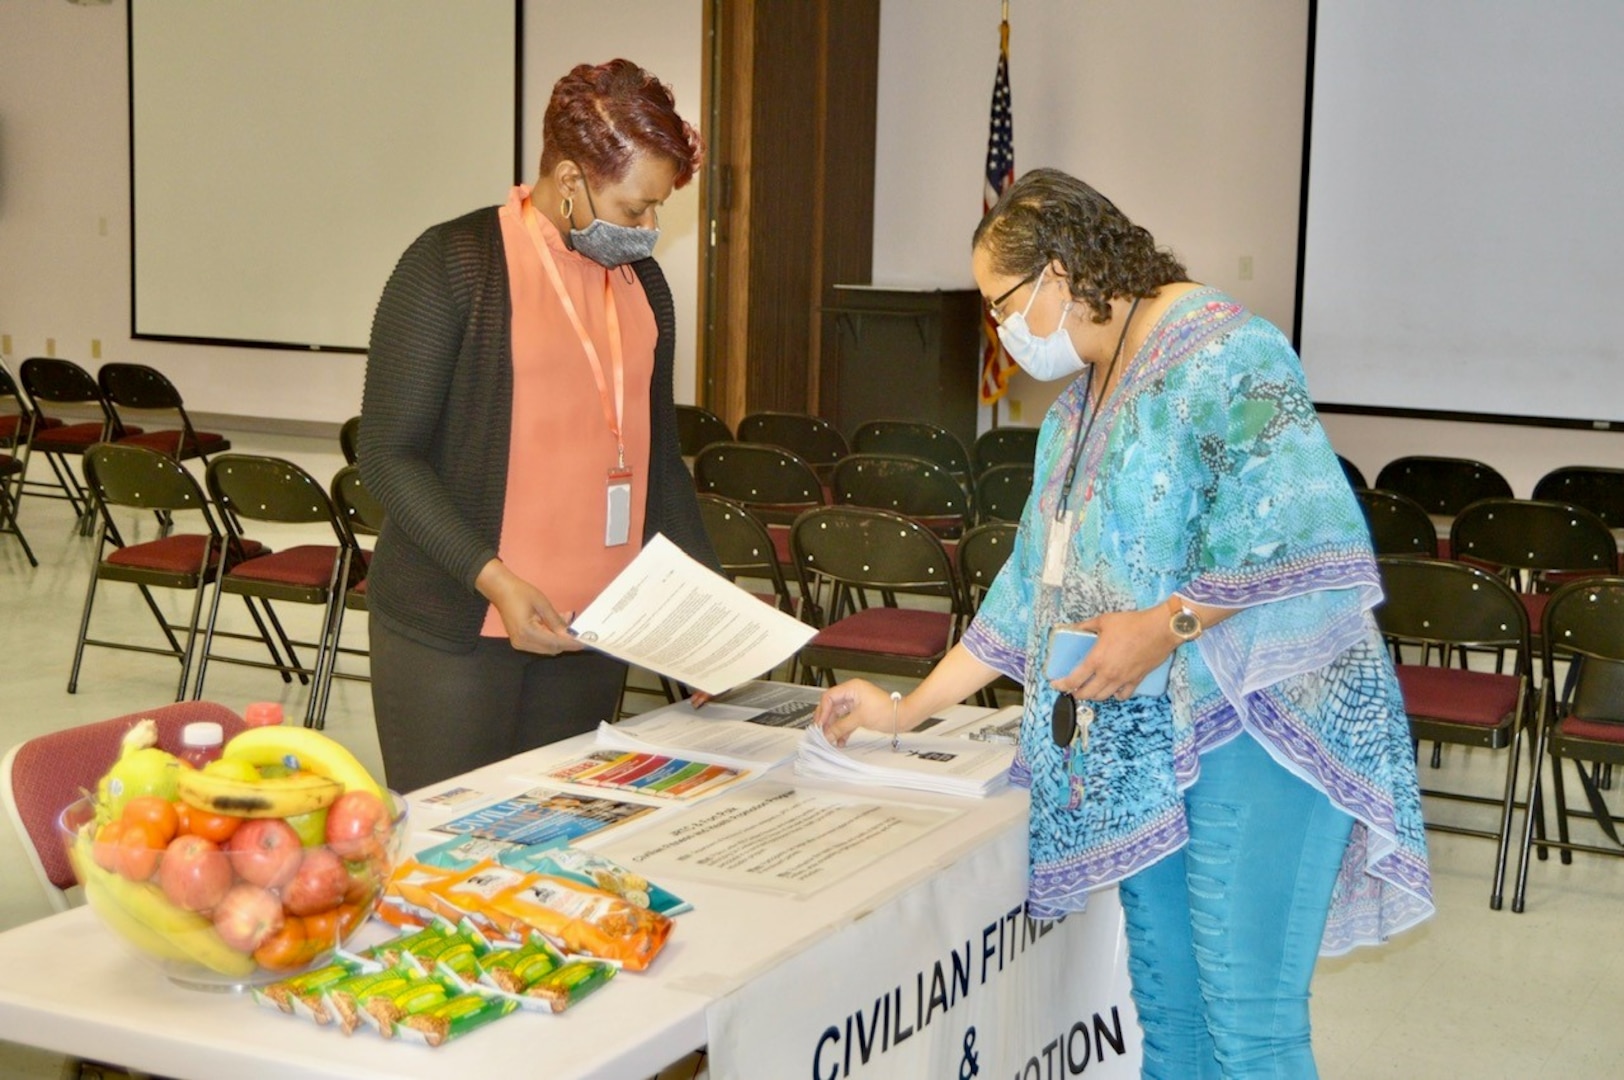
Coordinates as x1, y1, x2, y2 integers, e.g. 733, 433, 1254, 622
60, 789, 408, 991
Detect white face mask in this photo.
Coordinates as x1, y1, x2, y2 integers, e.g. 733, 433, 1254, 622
995, 276, 1086, 382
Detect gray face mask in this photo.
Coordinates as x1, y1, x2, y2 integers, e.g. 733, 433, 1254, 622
568, 182, 660, 267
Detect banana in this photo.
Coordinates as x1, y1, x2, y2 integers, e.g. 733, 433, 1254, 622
222, 726, 386, 800
176, 766, 345, 818
73, 827, 255, 978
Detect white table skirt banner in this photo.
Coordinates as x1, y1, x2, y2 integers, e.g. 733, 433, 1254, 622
706, 821, 1142, 1079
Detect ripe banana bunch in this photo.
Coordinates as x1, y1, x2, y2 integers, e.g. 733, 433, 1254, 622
71, 829, 255, 977
221, 726, 387, 800
176, 766, 344, 819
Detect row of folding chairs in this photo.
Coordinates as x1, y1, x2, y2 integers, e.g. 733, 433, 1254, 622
0, 356, 230, 532
69, 443, 382, 729
677, 405, 1040, 481
1373, 556, 1624, 912
1342, 454, 1623, 528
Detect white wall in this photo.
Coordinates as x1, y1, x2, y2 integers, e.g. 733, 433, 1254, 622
0, 0, 703, 426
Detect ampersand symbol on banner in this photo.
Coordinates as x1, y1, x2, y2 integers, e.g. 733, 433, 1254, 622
959, 1027, 980, 1079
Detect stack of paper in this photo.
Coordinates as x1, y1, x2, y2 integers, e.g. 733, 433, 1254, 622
794, 725, 1014, 798
595, 715, 802, 771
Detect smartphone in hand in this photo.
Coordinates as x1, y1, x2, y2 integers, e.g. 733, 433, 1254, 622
1045, 626, 1172, 697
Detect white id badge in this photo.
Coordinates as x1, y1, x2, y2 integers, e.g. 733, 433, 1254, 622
1041, 509, 1074, 587
605, 469, 632, 547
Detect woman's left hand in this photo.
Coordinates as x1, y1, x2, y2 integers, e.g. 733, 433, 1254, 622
1050, 607, 1179, 701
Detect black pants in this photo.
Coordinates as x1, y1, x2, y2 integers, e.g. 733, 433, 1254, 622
369, 619, 626, 792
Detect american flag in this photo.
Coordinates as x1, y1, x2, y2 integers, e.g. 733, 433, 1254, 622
979, 14, 1016, 405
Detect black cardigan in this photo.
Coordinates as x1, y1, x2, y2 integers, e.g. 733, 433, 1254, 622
359, 205, 715, 652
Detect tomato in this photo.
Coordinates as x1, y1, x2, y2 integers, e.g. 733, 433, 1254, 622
251, 916, 308, 971
301, 907, 340, 952
92, 820, 126, 873
121, 795, 179, 847
183, 807, 242, 844
114, 820, 166, 882
172, 802, 191, 838
334, 902, 364, 939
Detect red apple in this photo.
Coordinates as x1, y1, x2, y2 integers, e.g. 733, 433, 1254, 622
157, 834, 232, 913
212, 883, 284, 953
281, 847, 349, 917
226, 818, 302, 890
325, 790, 390, 861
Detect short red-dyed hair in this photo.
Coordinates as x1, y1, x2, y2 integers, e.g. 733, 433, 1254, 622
539, 59, 703, 189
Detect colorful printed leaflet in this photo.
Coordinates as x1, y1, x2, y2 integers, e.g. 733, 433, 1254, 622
432, 787, 655, 845
546, 750, 746, 800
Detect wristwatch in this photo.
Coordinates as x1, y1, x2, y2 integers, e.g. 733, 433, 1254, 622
1167, 595, 1203, 642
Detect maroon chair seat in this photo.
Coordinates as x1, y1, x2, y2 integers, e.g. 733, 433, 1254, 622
1394, 665, 1521, 727
115, 429, 230, 458
102, 534, 267, 575
804, 606, 954, 659
32, 420, 120, 452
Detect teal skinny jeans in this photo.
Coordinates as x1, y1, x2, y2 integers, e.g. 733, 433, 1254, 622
1117, 732, 1354, 1079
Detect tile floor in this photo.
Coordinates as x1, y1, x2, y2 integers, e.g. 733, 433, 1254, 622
1, 427, 1621, 1079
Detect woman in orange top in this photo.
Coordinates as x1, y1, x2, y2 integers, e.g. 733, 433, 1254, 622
361, 60, 715, 792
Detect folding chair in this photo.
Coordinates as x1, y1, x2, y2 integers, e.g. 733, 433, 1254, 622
1355, 487, 1440, 558
697, 493, 803, 617
736, 411, 849, 484
972, 426, 1038, 477
791, 505, 963, 686
675, 404, 733, 458
1374, 455, 1511, 557
315, 464, 381, 716
0, 448, 35, 566
1532, 465, 1624, 571
1374, 555, 1532, 909
1450, 498, 1616, 642
832, 452, 969, 541
853, 418, 972, 489
339, 415, 362, 466
71, 443, 277, 700
693, 441, 825, 566
973, 463, 1033, 525
195, 454, 361, 727
99, 362, 231, 463
1511, 576, 1624, 911
958, 521, 1021, 706
19, 356, 135, 524
1336, 454, 1368, 491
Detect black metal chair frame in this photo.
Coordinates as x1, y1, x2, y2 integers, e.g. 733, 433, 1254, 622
97, 362, 230, 465
18, 356, 125, 526
675, 404, 733, 459
1355, 487, 1439, 559
315, 464, 382, 716
735, 412, 849, 479
1373, 455, 1513, 518
1449, 497, 1616, 596
1532, 465, 1624, 533
1510, 576, 1624, 912
831, 452, 969, 541
973, 463, 1034, 526
852, 419, 973, 489
339, 415, 362, 466
1336, 454, 1368, 491
196, 454, 361, 727
697, 493, 809, 682
693, 442, 825, 527
1374, 555, 1532, 909
957, 520, 1021, 707
972, 426, 1039, 478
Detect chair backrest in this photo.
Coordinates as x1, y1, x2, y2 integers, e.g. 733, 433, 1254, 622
1540, 576, 1624, 723
207, 453, 344, 528
696, 493, 799, 614
974, 463, 1034, 525
96, 362, 183, 411
0, 361, 39, 452
853, 419, 971, 480
20, 356, 118, 438
958, 521, 1019, 612
675, 404, 733, 457
1450, 498, 1616, 579
1, 701, 246, 909
83, 442, 212, 516
693, 442, 825, 525
331, 463, 385, 539
1533, 466, 1624, 529
1374, 555, 1529, 661
1355, 487, 1439, 558
790, 505, 960, 613
973, 426, 1039, 476
339, 415, 362, 466
1337, 454, 1368, 491
736, 411, 849, 469
831, 452, 968, 538
1373, 455, 1513, 516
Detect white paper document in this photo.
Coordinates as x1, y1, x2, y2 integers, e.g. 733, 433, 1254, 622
569, 534, 816, 694
594, 715, 803, 771
795, 725, 1015, 798
589, 781, 961, 897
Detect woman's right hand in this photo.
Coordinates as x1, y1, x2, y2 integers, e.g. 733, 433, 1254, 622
815, 679, 901, 747
475, 559, 583, 656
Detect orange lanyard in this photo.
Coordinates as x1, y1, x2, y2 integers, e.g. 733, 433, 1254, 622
521, 200, 627, 469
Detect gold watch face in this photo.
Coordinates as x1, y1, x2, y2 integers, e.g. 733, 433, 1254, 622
1171, 610, 1202, 640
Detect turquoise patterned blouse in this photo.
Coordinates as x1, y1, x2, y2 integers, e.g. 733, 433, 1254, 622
962, 288, 1433, 955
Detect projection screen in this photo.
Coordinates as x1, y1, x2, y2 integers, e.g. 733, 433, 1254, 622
130, 0, 518, 352
1298, 0, 1624, 428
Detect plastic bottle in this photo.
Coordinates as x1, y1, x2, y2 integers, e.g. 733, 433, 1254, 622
178, 721, 224, 769
243, 702, 284, 728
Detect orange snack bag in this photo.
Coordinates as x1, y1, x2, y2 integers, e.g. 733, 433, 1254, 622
486, 873, 672, 972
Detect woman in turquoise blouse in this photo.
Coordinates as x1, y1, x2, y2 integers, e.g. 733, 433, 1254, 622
817, 168, 1432, 1079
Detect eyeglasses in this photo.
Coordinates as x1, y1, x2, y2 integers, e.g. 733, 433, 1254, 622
987, 270, 1040, 324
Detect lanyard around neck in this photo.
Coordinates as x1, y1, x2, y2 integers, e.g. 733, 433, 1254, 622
520, 200, 627, 468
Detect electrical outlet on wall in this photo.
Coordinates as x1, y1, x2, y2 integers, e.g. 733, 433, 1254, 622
91, 339, 102, 360
1, 334, 11, 357
46, 338, 57, 357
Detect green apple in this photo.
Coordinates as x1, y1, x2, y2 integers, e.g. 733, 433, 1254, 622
286, 807, 330, 847
99, 747, 181, 816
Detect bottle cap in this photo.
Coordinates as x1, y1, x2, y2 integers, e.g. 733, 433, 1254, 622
243, 702, 284, 727
181, 721, 224, 748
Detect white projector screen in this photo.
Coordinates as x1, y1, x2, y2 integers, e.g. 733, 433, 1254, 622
130, 0, 518, 351
1298, 0, 1624, 428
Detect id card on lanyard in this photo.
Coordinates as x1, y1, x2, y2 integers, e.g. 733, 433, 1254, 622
521, 203, 633, 547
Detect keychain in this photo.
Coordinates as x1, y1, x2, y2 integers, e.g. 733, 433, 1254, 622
1047, 693, 1092, 808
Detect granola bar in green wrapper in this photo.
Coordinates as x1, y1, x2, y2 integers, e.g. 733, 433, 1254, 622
253, 959, 363, 1021
395, 991, 518, 1048
476, 931, 566, 995
357, 972, 460, 1039
357, 918, 454, 969
323, 968, 415, 1035
525, 958, 616, 1014
400, 920, 493, 981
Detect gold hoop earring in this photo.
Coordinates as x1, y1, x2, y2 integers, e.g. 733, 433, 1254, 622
560, 196, 574, 220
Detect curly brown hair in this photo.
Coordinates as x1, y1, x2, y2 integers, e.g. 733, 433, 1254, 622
973, 168, 1187, 324
539, 59, 704, 189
